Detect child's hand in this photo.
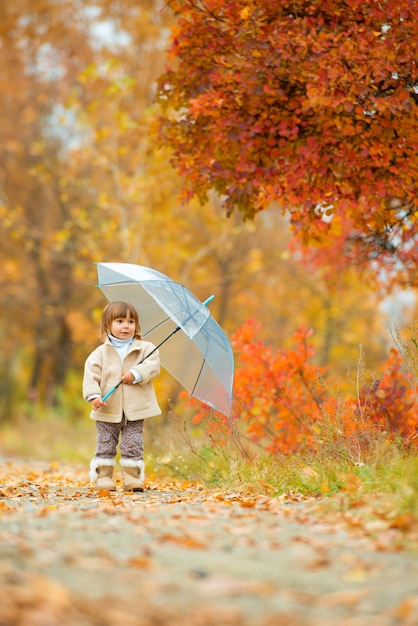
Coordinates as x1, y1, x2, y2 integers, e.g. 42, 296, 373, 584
91, 398, 106, 411
121, 371, 135, 385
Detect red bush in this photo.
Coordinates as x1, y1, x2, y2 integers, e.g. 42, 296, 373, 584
189, 320, 418, 453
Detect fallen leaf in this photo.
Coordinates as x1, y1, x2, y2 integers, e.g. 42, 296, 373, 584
394, 595, 418, 623
389, 513, 417, 531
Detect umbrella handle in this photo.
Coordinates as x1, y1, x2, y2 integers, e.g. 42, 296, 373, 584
102, 381, 122, 401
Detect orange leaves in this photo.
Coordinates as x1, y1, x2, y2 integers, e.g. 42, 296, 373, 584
190, 318, 418, 456
157, 0, 418, 285
158, 533, 207, 550
358, 348, 418, 441
192, 320, 325, 453
228, 320, 331, 454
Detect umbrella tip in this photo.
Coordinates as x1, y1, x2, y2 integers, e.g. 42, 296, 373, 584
203, 295, 215, 307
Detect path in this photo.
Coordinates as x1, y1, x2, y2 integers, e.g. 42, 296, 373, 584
0, 458, 417, 626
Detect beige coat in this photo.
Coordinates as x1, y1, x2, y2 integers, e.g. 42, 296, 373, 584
83, 337, 162, 423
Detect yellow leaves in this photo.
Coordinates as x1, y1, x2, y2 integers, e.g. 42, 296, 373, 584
126, 555, 153, 569
94, 126, 111, 142
158, 533, 207, 549
395, 595, 418, 624
341, 473, 363, 493
305, 86, 323, 108
327, 213, 342, 237
29, 141, 46, 156
78, 63, 98, 84
240, 7, 251, 21
35, 505, 58, 517
0, 501, 14, 513
320, 480, 330, 494
53, 229, 71, 251
390, 513, 417, 532
246, 247, 263, 273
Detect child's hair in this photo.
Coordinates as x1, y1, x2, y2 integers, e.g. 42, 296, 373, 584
100, 301, 142, 340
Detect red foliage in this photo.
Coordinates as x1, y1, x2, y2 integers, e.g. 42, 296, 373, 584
157, 0, 418, 286
190, 320, 418, 454
358, 348, 418, 444
228, 320, 329, 453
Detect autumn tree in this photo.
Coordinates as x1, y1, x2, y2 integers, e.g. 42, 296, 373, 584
0, 0, 173, 409
0, 0, 86, 404
156, 0, 418, 286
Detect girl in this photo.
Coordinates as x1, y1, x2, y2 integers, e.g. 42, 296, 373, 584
83, 301, 161, 491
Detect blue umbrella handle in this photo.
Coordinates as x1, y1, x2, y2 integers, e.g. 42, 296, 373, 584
102, 381, 122, 401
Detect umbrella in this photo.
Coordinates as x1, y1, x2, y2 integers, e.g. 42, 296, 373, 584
95, 262, 234, 418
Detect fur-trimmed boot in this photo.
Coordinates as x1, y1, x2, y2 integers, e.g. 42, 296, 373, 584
120, 458, 145, 492
90, 458, 116, 491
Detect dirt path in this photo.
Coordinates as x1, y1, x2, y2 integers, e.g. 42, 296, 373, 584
0, 458, 417, 626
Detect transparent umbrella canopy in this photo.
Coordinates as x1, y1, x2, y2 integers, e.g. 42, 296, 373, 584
96, 262, 234, 418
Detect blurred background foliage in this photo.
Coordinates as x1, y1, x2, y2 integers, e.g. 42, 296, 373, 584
0, 0, 416, 459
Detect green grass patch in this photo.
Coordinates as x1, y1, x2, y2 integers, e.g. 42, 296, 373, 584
158, 412, 418, 516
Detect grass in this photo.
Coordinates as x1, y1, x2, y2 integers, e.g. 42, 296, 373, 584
0, 411, 94, 465
150, 409, 418, 516
392, 320, 418, 387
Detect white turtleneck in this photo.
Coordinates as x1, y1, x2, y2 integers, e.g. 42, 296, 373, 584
108, 335, 143, 383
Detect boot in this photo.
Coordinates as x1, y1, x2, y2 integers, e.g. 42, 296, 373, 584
90, 458, 116, 491
120, 458, 145, 492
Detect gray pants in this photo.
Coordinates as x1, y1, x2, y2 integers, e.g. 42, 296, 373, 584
95, 419, 144, 461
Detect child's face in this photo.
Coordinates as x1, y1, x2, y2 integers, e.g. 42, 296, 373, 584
110, 316, 136, 340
